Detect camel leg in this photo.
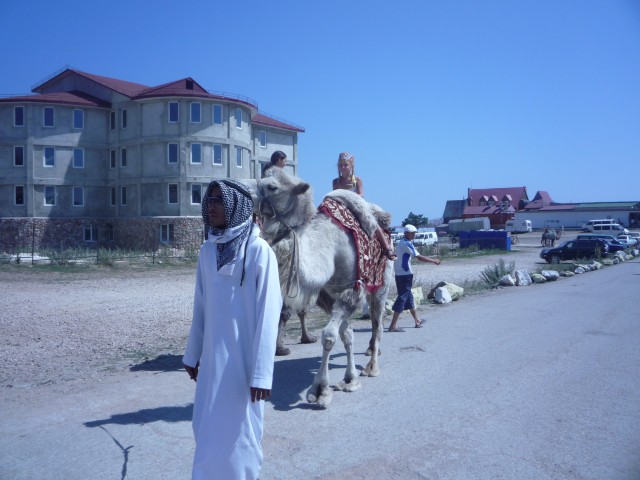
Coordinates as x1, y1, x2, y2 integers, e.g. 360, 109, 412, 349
362, 292, 383, 377
306, 315, 339, 409
298, 310, 317, 344
276, 306, 292, 356
335, 316, 362, 392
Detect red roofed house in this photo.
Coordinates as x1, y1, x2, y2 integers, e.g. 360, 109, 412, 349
462, 186, 529, 229
0, 67, 304, 250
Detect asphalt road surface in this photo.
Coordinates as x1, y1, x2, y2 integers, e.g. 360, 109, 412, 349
2, 258, 639, 480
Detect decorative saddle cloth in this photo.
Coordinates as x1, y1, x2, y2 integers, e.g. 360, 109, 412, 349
318, 197, 388, 292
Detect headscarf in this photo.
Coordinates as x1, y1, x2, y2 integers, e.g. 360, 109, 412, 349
201, 179, 254, 283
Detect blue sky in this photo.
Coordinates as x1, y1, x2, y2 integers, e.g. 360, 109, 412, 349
2, 0, 639, 224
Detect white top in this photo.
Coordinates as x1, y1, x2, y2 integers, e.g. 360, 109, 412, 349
394, 239, 418, 276
183, 227, 282, 480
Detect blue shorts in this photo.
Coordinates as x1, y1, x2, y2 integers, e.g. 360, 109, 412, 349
392, 274, 414, 313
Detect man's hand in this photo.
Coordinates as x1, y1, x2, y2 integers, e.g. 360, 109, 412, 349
250, 387, 271, 403
184, 362, 199, 382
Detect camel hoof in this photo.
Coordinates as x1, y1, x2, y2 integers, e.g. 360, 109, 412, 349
300, 334, 317, 344
336, 378, 361, 392
307, 385, 332, 408
361, 362, 380, 377
275, 346, 291, 356
364, 348, 381, 357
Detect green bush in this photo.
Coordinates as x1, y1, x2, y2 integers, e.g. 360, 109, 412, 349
479, 258, 516, 285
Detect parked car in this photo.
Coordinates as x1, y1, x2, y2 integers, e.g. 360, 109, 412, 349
576, 234, 627, 252
616, 234, 639, 248
540, 238, 610, 264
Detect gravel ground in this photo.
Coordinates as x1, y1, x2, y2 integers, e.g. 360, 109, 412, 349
0, 234, 548, 401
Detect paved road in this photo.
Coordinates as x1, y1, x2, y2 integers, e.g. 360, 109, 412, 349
2, 259, 640, 479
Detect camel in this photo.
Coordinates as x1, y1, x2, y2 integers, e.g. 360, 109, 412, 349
245, 169, 393, 408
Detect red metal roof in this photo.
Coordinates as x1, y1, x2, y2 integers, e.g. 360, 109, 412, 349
0, 91, 110, 108
33, 68, 150, 97
467, 187, 529, 208
134, 78, 210, 99
252, 113, 305, 132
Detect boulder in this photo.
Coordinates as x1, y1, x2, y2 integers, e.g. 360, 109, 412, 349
602, 259, 615, 266
575, 267, 586, 274
499, 274, 515, 286
541, 270, 560, 281
434, 286, 452, 304
427, 282, 464, 301
560, 271, 575, 277
515, 269, 532, 286
531, 273, 546, 283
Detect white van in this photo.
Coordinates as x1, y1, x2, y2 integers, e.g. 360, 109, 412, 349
587, 223, 629, 235
505, 220, 532, 233
413, 232, 439, 246
582, 219, 617, 231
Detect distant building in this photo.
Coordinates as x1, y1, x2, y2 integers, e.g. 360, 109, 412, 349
442, 187, 640, 230
461, 186, 528, 229
0, 67, 304, 250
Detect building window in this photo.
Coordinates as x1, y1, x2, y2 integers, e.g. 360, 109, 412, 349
190, 102, 201, 123
44, 147, 55, 167
44, 186, 55, 206
110, 187, 116, 206
120, 186, 127, 206
234, 108, 242, 129
73, 109, 84, 129
14, 146, 24, 166
83, 225, 97, 242
160, 224, 175, 243
73, 186, 84, 206
15, 185, 25, 205
43, 107, 55, 127
168, 183, 178, 204
168, 143, 179, 164
121, 109, 127, 129
191, 143, 202, 164
120, 148, 127, 167
14, 106, 24, 127
110, 111, 116, 130
259, 130, 267, 148
191, 184, 202, 204
73, 148, 84, 168
213, 144, 222, 165
110, 149, 116, 169
213, 104, 222, 125
106, 223, 115, 241
169, 101, 179, 123
235, 146, 243, 168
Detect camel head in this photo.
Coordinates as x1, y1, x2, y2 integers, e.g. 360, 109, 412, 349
256, 168, 316, 237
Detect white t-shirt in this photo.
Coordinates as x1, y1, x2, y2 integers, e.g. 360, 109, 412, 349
394, 239, 418, 276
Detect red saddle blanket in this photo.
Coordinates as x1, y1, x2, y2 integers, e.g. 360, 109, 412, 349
318, 197, 388, 292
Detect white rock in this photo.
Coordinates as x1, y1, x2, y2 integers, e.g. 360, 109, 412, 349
515, 269, 532, 286
541, 270, 560, 281
499, 274, 516, 286
434, 286, 452, 304
575, 267, 586, 274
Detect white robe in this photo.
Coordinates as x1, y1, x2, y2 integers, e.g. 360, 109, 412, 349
183, 228, 282, 480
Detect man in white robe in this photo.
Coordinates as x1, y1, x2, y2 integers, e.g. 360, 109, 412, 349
183, 179, 282, 480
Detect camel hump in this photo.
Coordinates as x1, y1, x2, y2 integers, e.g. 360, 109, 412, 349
324, 190, 391, 236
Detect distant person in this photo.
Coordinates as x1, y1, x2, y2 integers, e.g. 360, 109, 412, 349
331, 152, 395, 260
262, 150, 287, 178
183, 179, 282, 480
387, 224, 441, 332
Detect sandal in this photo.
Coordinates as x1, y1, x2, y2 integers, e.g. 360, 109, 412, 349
415, 319, 425, 328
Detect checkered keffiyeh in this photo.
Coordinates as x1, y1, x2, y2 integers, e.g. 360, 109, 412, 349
202, 179, 254, 272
